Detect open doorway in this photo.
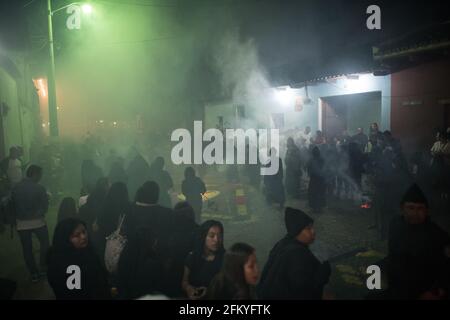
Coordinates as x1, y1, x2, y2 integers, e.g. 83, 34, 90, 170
320, 91, 381, 139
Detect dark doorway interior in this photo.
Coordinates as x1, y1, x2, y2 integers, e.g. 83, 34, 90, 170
321, 91, 382, 139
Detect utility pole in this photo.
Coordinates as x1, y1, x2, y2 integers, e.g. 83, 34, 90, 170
47, 0, 59, 137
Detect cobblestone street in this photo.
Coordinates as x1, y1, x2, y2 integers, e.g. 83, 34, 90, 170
1, 169, 449, 299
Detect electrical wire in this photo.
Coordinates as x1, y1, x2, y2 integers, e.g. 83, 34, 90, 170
23, 0, 38, 8
96, 0, 178, 8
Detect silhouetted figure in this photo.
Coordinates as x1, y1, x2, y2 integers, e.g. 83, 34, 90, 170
97, 182, 131, 257
149, 157, 173, 209
108, 157, 128, 185
124, 181, 173, 261
263, 148, 285, 209
348, 142, 365, 197
47, 218, 110, 300
285, 137, 302, 198
81, 160, 104, 195
352, 128, 368, 152
11, 165, 49, 282
244, 142, 260, 189
78, 177, 110, 245
307, 147, 326, 213
0, 146, 23, 188
117, 227, 165, 299
57, 197, 78, 223
387, 184, 450, 299
165, 201, 199, 297
182, 220, 225, 300
126, 153, 150, 201
258, 207, 331, 299
369, 122, 384, 145
206, 242, 259, 300
182, 167, 206, 224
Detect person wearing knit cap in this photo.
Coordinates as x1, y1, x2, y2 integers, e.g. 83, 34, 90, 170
387, 184, 450, 299
258, 207, 331, 299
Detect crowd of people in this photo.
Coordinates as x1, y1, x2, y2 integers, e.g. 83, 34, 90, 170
0, 121, 449, 300
275, 123, 450, 238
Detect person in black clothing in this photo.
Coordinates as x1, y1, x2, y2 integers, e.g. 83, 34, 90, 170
125, 181, 173, 260
244, 141, 261, 189
57, 197, 78, 223
206, 242, 259, 300
352, 128, 369, 152
369, 122, 383, 143
126, 152, 150, 201
162, 201, 199, 298
182, 167, 206, 224
117, 226, 165, 299
11, 165, 49, 282
263, 148, 285, 209
307, 147, 326, 213
348, 142, 365, 198
47, 218, 110, 300
81, 160, 104, 195
387, 184, 450, 299
149, 157, 174, 209
108, 157, 128, 185
78, 177, 110, 249
258, 207, 331, 300
96, 182, 131, 257
285, 137, 302, 199
182, 220, 225, 300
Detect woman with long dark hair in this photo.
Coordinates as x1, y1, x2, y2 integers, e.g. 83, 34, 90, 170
57, 197, 78, 223
181, 220, 225, 300
47, 218, 110, 300
117, 227, 165, 299
97, 182, 131, 256
164, 202, 199, 297
206, 242, 259, 300
78, 177, 110, 242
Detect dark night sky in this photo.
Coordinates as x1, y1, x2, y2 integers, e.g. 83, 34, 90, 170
2, 0, 449, 59
1, 0, 449, 85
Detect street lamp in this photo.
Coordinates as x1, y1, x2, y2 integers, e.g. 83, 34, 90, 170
47, 1, 92, 137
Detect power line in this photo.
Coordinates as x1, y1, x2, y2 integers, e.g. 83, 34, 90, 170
88, 35, 182, 47
96, 0, 178, 8
23, 0, 38, 8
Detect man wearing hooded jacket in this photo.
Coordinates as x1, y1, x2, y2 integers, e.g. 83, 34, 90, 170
387, 184, 450, 299
258, 207, 331, 299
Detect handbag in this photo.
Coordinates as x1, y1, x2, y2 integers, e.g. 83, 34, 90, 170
104, 214, 127, 274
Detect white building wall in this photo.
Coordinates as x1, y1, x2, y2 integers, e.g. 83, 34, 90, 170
205, 73, 391, 133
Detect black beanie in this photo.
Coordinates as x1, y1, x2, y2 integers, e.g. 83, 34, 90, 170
400, 184, 428, 207
285, 207, 314, 237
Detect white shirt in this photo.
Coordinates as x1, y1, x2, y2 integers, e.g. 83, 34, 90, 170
299, 132, 312, 148
7, 159, 22, 185
79, 195, 89, 207
16, 217, 46, 231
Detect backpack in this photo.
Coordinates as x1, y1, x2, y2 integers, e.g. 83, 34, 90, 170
104, 215, 127, 274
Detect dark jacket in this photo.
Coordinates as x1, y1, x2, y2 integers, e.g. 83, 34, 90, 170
47, 246, 110, 300
11, 178, 48, 220
258, 236, 330, 300
117, 232, 166, 299
387, 215, 450, 299
124, 204, 174, 254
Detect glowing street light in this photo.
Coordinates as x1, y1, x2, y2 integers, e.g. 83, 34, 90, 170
274, 86, 295, 107
82, 4, 93, 14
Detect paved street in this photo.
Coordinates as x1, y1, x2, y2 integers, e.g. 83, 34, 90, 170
2, 168, 449, 299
